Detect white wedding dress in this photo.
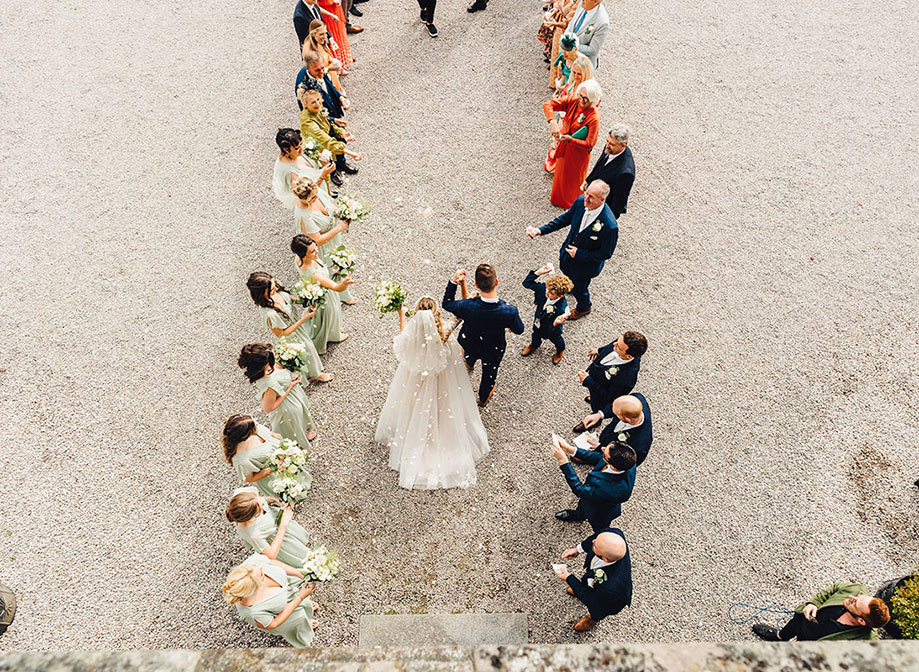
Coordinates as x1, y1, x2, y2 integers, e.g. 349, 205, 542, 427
375, 311, 490, 490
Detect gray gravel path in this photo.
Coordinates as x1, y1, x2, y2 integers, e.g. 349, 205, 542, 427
1, 0, 917, 650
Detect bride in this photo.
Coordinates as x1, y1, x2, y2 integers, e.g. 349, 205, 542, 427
375, 297, 490, 490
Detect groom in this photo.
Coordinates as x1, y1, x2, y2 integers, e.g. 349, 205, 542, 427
442, 264, 525, 408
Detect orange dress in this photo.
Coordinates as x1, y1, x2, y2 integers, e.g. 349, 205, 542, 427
318, 0, 353, 68
548, 96, 599, 208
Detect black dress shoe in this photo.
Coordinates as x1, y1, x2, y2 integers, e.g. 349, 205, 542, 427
555, 509, 584, 523
752, 624, 781, 641
340, 160, 359, 175
330, 171, 343, 187
349, 5, 363, 17
467, 0, 488, 12
353, 0, 369, 3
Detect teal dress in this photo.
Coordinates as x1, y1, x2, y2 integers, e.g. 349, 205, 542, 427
254, 368, 316, 450
297, 263, 343, 355
232, 487, 311, 567
260, 292, 323, 380
553, 52, 572, 81
294, 189, 354, 303
231, 424, 311, 503
235, 552, 315, 648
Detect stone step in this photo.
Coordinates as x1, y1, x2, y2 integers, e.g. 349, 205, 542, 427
358, 612, 528, 647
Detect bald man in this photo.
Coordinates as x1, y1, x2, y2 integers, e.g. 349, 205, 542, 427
554, 527, 632, 632
581, 393, 653, 466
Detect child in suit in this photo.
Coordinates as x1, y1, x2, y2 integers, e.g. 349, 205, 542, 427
521, 264, 574, 364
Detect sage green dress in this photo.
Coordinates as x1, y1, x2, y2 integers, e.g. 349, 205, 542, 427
231, 424, 311, 502
297, 263, 343, 355
255, 367, 316, 451
294, 189, 354, 303
235, 552, 315, 648
232, 487, 311, 567
260, 291, 323, 380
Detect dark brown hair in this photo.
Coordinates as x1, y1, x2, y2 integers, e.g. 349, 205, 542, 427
290, 234, 316, 261
247, 271, 290, 321
605, 441, 637, 471
221, 414, 256, 464
623, 331, 648, 358
475, 264, 497, 292
238, 343, 275, 384
275, 128, 301, 156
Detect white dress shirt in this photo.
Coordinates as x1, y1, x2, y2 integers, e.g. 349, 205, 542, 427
613, 417, 643, 434
599, 350, 631, 367
578, 204, 604, 233
605, 147, 626, 164
542, 296, 562, 313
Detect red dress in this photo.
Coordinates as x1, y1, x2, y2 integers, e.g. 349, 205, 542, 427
548, 96, 599, 208
318, 0, 353, 68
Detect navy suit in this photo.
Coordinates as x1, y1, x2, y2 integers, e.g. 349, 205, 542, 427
442, 281, 525, 404
598, 392, 653, 466
582, 345, 641, 413
293, 1, 323, 48
566, 527, 633, 621
522, 270, 567, 353
584, 147, 636, 218
538, 196, 617, 312
560, 448, 635, 531
295, 68, 344, 121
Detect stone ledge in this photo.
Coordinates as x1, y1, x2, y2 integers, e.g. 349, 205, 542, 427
0, 643, 917, 672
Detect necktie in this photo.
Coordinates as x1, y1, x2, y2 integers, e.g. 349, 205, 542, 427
573, 9, 587, 33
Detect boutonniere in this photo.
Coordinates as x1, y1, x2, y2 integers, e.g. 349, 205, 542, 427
592, 222, 603, 232
585, 23, 595, 35
544, 305, 556, 315
617, 431, 630, 442
577, 113, 586, 124
320, 107, 329, 117
592, 568, 607, 584
606, 365, 619, 377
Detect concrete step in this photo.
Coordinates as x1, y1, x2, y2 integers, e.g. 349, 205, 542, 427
358, 612, 528, 647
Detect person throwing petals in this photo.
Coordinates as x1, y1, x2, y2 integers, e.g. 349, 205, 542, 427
527, 179, 617, 320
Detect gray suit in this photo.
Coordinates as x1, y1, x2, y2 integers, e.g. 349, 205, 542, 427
565, 3, 610, 69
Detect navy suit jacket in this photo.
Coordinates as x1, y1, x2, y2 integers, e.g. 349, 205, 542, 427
538, 196, 618, 280
598, 392, 653, 466
583, 344, 641, 410
565, 527, 632, 621
295, 68, 344, 121
560, 448, 635, 531
442, 281, 524, 362
584, 147, 636, 218
293, 1, 323, 47
522, 270, 567, 338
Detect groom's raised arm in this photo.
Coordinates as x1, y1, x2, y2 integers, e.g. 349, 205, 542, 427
539, 204, 576, 236
442, 280, 467, 317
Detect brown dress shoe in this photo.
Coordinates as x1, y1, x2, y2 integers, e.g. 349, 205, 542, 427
552, 350, 564, 365
574, 615, 597, 632
566, 586, 574, 596
346, 24, 364, 34
521, 344, 536, 356
572, 422, 587, 433
478, 384, 497, 408
567, 308, 592, 321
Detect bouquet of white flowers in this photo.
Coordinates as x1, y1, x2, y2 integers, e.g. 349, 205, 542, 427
373, 281, 407, 318
271, 475, 308, 504
333, 192, 369, 223
328, 244, 357, 281
291, 278, 326, 309
301, 136, 321, 164
266, 438, 310, 478
301, 544, 342, 582
275, 337, 308, 372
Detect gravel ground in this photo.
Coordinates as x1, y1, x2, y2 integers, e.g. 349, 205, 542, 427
1, 0, 918, 650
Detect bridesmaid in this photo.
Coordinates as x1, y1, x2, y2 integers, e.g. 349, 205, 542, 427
273, 128, 335, 209
290, 234, 355, 354
222, 414, 312, 502
247, 271, 333, 383
226, 486, 312, 567
238, 343, 319, 448
543, 79, 602, 208
222, 552, 318, 647
291, 177, 355, 305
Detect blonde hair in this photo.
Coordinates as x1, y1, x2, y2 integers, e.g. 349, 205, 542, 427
225, 491, 261, 523
305, 20, 333, 61
222, 563, 262, 604
291, 176, 318, 201
570, 55, 594, 85
414, 297, 449, 342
